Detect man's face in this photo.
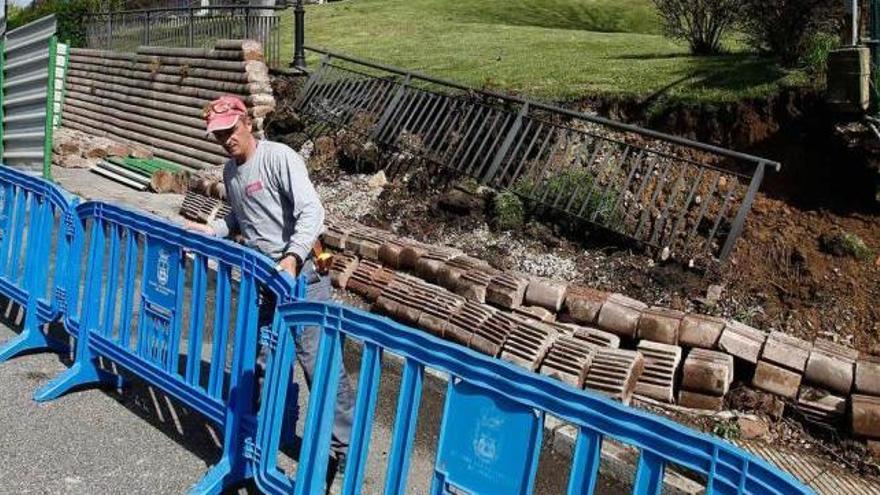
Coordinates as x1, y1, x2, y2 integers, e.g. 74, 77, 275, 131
212, 118, 253, 160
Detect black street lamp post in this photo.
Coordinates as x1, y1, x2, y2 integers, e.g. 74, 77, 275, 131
292, 0, 306, 69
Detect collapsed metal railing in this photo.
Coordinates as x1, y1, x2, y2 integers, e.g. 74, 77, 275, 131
294, 47, 780, 262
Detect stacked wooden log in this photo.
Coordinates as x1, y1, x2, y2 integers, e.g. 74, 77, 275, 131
61, 39, 275, 172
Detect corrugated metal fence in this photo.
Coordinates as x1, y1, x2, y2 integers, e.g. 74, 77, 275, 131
2, 15, 57, 178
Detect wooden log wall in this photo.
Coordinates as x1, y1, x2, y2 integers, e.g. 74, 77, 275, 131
61, 39, 275, 171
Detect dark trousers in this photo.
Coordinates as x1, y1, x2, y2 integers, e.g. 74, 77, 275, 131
258, 260, 355, 457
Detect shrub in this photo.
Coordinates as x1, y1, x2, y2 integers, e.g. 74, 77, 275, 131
738, 0, 842, 66
801, 31, 840, 76
492, 192, 525, 231
8, 0, 122, 48
652, 0, 741, 55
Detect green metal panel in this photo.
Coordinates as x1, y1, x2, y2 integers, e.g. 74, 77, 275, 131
42, 35, 57, 180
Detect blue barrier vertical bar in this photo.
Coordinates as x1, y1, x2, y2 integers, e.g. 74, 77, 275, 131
193, 270, 260, 493
0, 184, 14, 277
342, 341, 383, 495
185, 254, 208, 386
0, 196, 55, 363
293, 304, 344, 495
35, 215, 119, 402
632, 450, 665, 495
208, 264, 231, 399
118, 229, 138, 349
567, 426, 603, 495
102, 224, 120, 339
63, 208, 85, 333
383, 359, 424, 495
9, 190, 28, 282
136, 233, 151, 359
166, 248, 186, 373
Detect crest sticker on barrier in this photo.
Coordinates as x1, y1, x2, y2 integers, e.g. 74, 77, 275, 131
145, 237, 180, 309
434, 379, 543, 495
140, 236, 181, 368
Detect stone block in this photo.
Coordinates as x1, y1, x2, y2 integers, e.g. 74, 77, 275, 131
852, 394, 880, 439
345, 260, 382, 299
634, 341, 682, 403
596, 293, 647, 339
366, 267, 397, 302
554, 323, 621, 348
323, 224, 351, 251
486, 272, 529, 309
637, 307, 684, 345
680, 348, 733, 396
717, 320, 766, 364
398, 242, 429, 270
378, 239, 409, 269
524, 278, 568, 312
328, 253, 359, 289
564, 286, 609, 324
374, 278, 419, 321
501, 319, 559, 371
470, 312, 518, 357
804, 339, 857, 395
539, 335, 597, 388
513, 305, 556, 322
855, 355, 880, 396
797, 386, 846, 426
415, 247, 463, 284
583, 348, 645, 405
347, 229, 389, 260
443, 302, 495, 347
761, 331, 812, 372
678, 390, 724, 411
437, 256, 486, 291
752, 361, 801, 399
454, 267, 499, 303
678, 314, 725, 349
416, 288, 465, 338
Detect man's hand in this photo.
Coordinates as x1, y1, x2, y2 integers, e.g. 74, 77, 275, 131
185, 220, 215, 235
278, 253, 300, 277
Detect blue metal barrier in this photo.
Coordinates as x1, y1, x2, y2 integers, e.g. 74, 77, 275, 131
33, 200, 302, 495
252, 301, 814, 495
0, 166, 80, 362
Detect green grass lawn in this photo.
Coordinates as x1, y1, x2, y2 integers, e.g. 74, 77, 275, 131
276, 0, 811, 105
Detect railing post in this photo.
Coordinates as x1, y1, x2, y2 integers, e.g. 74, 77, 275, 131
370, 74, 411, 144
292, 0, 306, 69
245, 7, 251, 40
481, 102, 528, 186
188, 7, 194, 47
106, 12, 112, 50
144, 11, 151, 46
719, 160, 766, 261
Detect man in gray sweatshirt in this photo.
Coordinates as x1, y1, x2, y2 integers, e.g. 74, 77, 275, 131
187, 95, 354, 480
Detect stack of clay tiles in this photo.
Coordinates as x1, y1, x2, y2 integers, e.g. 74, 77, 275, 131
323, 216, 877, 441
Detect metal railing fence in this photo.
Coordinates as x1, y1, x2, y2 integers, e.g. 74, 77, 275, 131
83, 5, 282, 68
294, 48, 780, 262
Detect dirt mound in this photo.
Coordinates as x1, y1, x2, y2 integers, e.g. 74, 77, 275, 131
725, 196, 880, 349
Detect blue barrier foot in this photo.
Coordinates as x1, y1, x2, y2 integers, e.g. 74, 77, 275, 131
33, 360, 122, 402
188, 457, 252, 495
0, 328, 67, 364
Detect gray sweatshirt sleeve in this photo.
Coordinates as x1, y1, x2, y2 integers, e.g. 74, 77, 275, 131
275, 147, 325, 262
209, 211, 239, 238
209, 161, 239, 237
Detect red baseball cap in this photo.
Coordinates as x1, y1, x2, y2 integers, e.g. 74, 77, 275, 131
205, 95, 248, 134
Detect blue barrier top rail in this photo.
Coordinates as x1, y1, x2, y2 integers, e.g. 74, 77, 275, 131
253, 301, 814, 495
